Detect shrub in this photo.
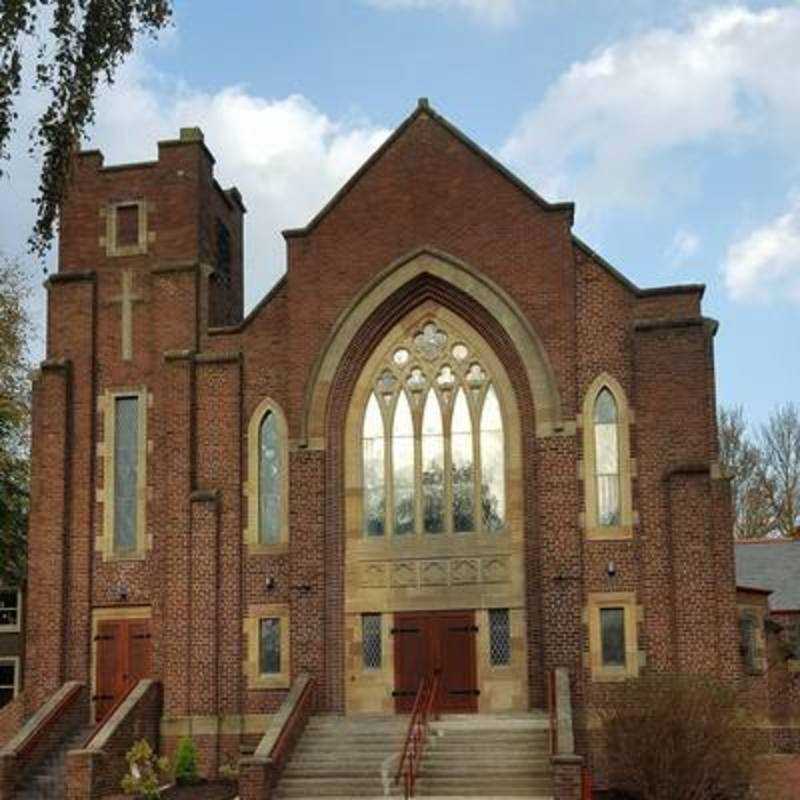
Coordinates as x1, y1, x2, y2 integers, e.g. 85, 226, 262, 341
173, 736, 201, 785
120, 739, 170, 800
595, 674, 764, 800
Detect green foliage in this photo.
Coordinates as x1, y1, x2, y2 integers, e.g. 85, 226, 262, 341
172, 736, 200, 786
0, 256, 32, 586
596, 673, 765, 800
0, 1, 173, 256
120, 739, 169, 800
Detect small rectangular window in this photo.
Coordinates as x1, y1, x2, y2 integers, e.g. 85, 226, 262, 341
0, 591, 19, 630
600, 607, 626, 667
114, 397, 139, 555
790, 621, 800, 660
362, 614, 382, 669
217, 221, 231, 278
739, 613, 760, 672
489, 608, 511, 666
0, 660, 17, 708
259, 618, 281, 675
116, 204, 140, 248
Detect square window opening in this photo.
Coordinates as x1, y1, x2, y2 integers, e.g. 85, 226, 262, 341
0, 591, 19, 629
116, 204, 140, 249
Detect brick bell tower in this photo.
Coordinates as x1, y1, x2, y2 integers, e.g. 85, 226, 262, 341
25, 128, 245, 715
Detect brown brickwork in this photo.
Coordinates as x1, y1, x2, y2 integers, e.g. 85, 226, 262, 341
17, 99, 797, 791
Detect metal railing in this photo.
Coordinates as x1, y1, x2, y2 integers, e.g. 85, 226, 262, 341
395, 671, 440, 799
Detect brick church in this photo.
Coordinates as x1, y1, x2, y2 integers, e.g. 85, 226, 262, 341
4, 99, 798, 797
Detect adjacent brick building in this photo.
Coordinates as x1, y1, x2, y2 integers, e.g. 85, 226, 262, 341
19, 99, 799, 777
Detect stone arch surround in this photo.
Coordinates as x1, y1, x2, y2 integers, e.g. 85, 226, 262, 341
318, 250, 559, 711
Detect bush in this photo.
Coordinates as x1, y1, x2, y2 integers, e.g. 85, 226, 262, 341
173, 736, 200, 785
120, 739, 170, 800
596, 674, 764, 800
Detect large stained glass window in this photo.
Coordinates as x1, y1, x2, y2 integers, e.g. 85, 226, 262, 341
114, 396, 139, 555
593, 388, 621, 527
259, 411, 282, 544
360, 320, 506, 537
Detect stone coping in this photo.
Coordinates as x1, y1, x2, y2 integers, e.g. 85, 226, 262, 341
83, 679, 156, 752
0, 681, 83, 755
554, 668, 575, 757
253, 673, 312, 762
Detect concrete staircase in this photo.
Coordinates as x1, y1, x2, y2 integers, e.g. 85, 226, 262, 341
417, 713, 553, 797
14, 725, 93, 800
273, 712, 552, 799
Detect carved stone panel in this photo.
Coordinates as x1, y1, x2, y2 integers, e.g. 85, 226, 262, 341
361, 562, 388, 588
481, 556, 510, 584
420, 560, 449, 586
451, 558, 479, 585
391, 561, 418, 588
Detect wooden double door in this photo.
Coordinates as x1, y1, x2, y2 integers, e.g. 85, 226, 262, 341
93, 618, 152, 723
393, 610, 478, 714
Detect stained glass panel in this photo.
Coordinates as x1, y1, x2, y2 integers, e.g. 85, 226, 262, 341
422, 390, 445, 534
594, 390, 621, 526
259, 618, 281, 675
452, 389, 474, 532
114, 397, 139, 555
259, 411, 282, 544
600, 607, 626, 667
363, 394, 385, 536
393, 392, 415, 535
480, 385, 505, 532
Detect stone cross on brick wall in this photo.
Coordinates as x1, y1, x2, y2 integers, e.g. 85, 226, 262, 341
111, 270, 143, 361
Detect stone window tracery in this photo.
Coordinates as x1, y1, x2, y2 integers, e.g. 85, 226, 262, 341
360, 320, 506, 537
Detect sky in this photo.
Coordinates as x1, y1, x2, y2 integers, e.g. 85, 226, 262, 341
1, 0, 798, 427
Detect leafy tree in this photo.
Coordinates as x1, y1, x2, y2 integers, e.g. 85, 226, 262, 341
0, 255, 32, 585
0, 1, 173, 257
717, 405, 772, 539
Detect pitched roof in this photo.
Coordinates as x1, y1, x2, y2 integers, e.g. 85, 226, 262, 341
282, 98, 575, 239
735, 540, 800, 611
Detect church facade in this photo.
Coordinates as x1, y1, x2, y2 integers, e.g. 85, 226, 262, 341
23, 100, 757, 772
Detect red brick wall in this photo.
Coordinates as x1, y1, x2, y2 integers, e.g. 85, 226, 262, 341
26, 102, 767, 782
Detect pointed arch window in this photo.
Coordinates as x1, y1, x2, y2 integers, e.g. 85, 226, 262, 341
582, 377, 634, 539
360, 320, 507, 537
594, 389, 621, 527
259, 411, 282, 544
246, 399, 289, 551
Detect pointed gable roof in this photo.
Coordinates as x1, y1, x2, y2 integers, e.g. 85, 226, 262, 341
282, 98, 575, 239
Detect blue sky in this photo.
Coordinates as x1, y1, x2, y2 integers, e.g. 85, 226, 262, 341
2, 0, 798, 426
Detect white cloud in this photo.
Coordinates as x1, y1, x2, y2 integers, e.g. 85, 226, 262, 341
723, 192, 800, 304
501, 5, 800, 209
363, 0, 520, 27
1, 51, 391, 313
667, 228, 700, 266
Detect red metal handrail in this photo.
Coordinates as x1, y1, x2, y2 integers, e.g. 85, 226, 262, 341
395, 670, 440, 799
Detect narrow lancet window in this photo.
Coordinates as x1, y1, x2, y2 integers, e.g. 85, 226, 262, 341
594, 388, 621, 526
451, 388, 474, 532
362, 393, 385, 536
422, 390, 445, 534
259, 411, 282, 544
480, 385, 505, 532
114, 396, 139, 555
393, 392, 415, 535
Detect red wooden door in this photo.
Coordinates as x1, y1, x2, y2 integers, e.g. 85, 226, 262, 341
393, 612, 430, 713
93, 618, 152, 723
393, 610, 478, 714
436, 611, 478, 713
